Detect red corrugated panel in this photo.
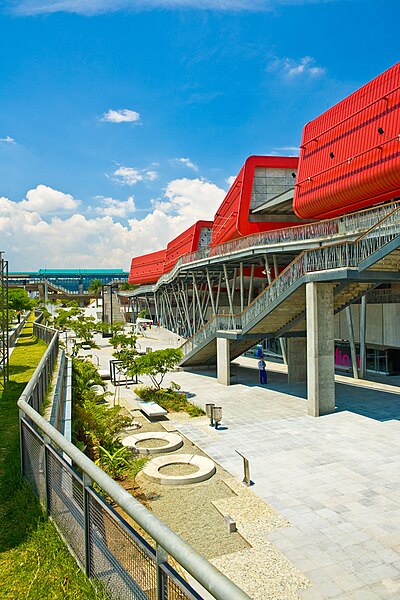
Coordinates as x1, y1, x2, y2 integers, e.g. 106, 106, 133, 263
294, 63, 400, 219
128, 249, 166, 285
210, 155, 299, 246
163, 220, 213, 273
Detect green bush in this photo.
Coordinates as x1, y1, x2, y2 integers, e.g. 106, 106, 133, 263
72, 358, 133, 464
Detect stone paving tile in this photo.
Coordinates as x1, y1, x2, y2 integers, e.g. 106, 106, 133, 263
83, 329, 400, 599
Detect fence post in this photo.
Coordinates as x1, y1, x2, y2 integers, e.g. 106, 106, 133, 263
43, 434, 51, 516
19, 408, 25, 477
83, 472, 93, 577
156, 543, 168, 600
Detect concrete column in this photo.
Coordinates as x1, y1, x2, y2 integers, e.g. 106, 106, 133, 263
217, 337, 230, 386
287, 337, 307, 383
306, 282, 335, 417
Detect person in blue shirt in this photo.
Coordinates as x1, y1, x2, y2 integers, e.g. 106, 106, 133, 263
258, 356, 268, 384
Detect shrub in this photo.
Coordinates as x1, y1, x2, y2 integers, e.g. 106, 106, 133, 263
135, 385, 204, 418
72, 358, 134, 461
128, 347, 183, 389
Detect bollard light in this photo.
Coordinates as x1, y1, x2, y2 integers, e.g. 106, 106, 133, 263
205, 403, 215, 427
213, 406, 222, 429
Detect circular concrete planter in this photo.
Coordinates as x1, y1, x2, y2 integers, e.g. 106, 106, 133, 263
122, 432, 183, 455
143, 454, 216, 485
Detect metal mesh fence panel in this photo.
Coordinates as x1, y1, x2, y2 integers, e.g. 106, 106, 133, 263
21, 420, 45, 503
46, 447, 85, 568
87, 489, 158, 600
162, 564, 204, 600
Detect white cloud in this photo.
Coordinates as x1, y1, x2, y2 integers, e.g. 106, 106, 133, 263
268, 56, 326, 78
0, 136, 16, 144
161, 177, 225, 221
101, 109, 141, 123
10, 0, 349, 16
112, 166, 159, 185
270, 146, 300, 156
95, 195, 136, 217
20, 184, 80, 213
171, 157, 198, 171
145, 170, 159, 181
226, 175, 236, 186
0, 178, 225, 270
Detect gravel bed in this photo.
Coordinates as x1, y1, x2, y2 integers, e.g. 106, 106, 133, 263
135, 427, 250, 560
158, 463, 199, 476
135, 438, 169, 448
117, 401, 310, 598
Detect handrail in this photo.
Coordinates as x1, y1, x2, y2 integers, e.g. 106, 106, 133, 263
132, 201, 400, 297
181, 204, 400, 355
18, 319, 250, 600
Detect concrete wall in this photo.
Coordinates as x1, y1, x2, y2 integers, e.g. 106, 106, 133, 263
250, 167, 297, 210
335, 303, 400, 347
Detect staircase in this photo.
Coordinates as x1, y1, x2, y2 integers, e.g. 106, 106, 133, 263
180, 205, 400, 367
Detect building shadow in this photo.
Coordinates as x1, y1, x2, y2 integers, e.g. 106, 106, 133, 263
186, 363, 400, 422
335, 382, 400, 422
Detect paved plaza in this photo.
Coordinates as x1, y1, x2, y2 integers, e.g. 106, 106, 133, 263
83, 323, 400, 599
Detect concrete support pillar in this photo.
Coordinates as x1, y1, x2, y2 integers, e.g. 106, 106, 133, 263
306, 282, 335, 417
287, 337, 307, 383
217, 337, 230, 386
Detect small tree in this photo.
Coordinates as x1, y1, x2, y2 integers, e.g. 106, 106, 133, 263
8, 288, 32, 313
69, 316, 101, 346
53, 306, 83, 330
130, 348, 183, 389
88, 279, 102, 308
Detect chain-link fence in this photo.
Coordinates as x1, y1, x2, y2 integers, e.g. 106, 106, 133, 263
18, 314, 250, 600
20, 417, 205, 600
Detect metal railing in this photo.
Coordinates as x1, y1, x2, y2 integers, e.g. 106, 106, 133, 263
9, 312, 29, 348
18, 317, 250, 600
132, 201, 400, 297
181, 205, 400, 354
182, 315, 242, 356
242, 205, 400, 330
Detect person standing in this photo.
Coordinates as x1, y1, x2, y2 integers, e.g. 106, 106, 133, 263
258, 356, 268, 384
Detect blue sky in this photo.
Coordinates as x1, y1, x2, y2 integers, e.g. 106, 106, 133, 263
0, 0, 398, 270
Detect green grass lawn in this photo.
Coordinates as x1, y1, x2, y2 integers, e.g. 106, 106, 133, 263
0, 315, 107, 600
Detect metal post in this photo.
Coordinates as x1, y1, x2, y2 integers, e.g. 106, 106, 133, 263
359, 295, 367, 379
346, 306, 359, 379
239, 262, 244, 313
264, 254, 272, 285
231, 268, 237, 307
43, 434, 51, 516
180, 283, 192, 337
223, 264, 235, 316
156, 544, 168, 600
235, 450, 251, 486
145, 295, 152, 321
206, 268, 217, 316
19, 408, 25, 477
215, 272, 222, 313
154, 293, 159, 325
192, 273, 204, 327
0, 252, 9, 389
83, 472, 93, 577
247, 264, 255, 306
272, 254, 279, 280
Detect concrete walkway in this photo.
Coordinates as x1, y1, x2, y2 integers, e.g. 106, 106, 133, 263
81, 322, 400, 599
